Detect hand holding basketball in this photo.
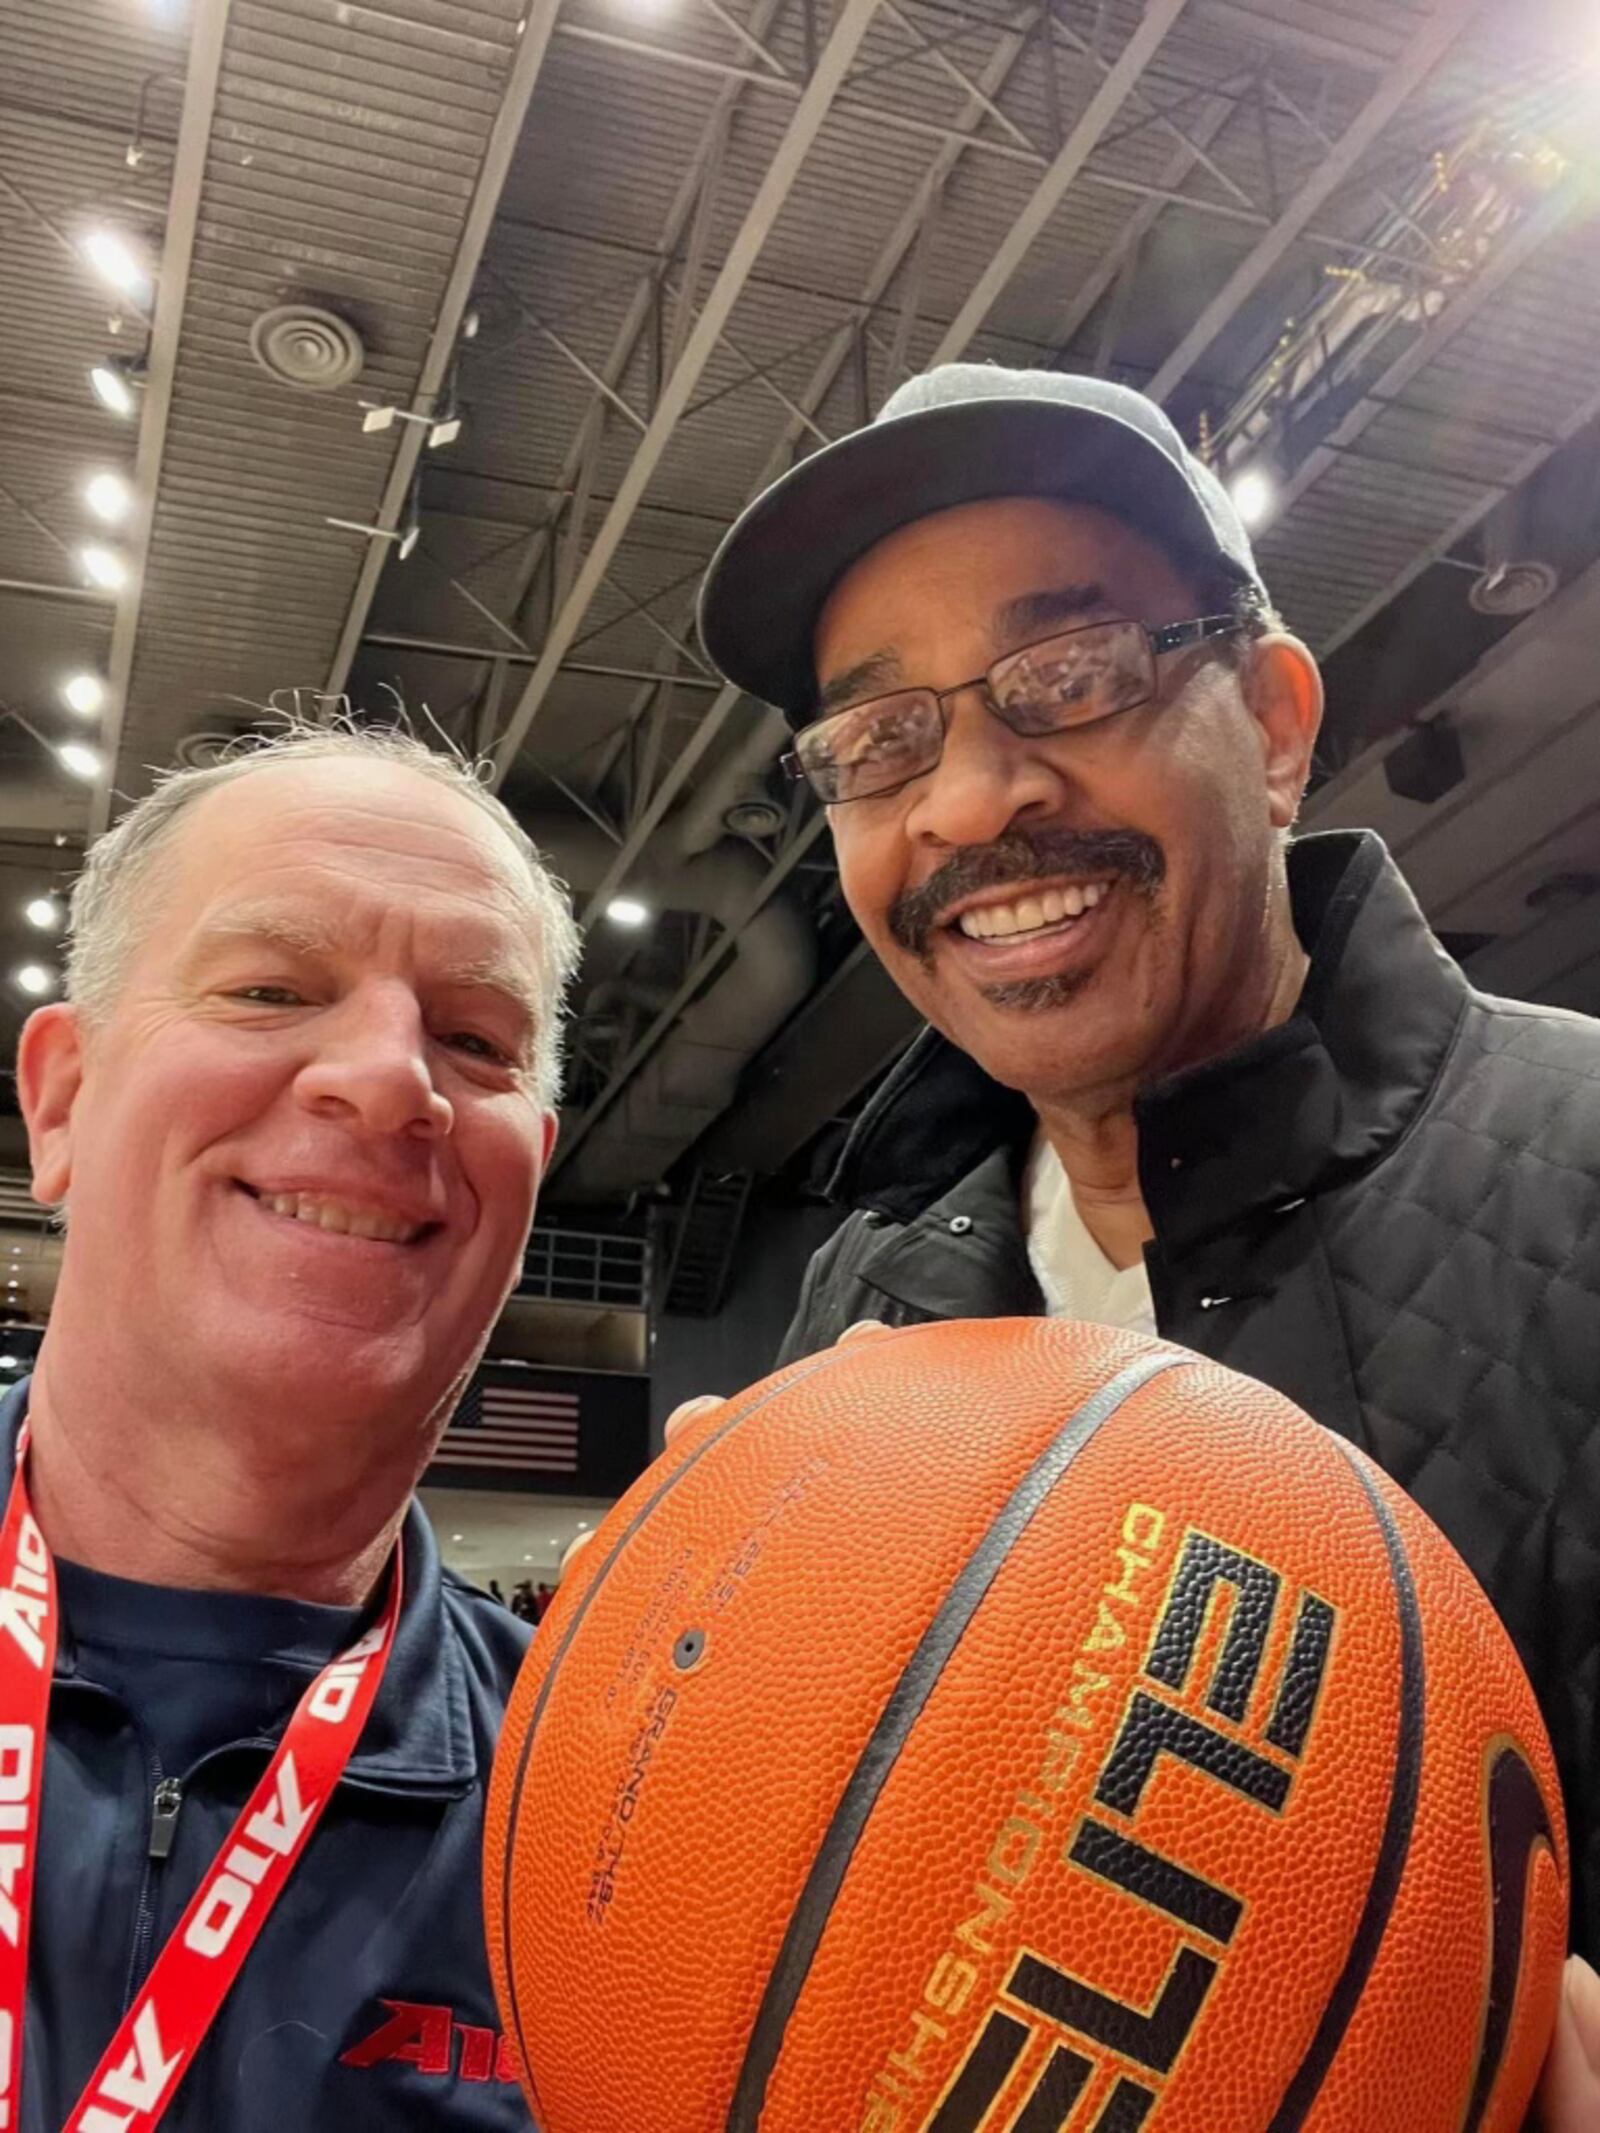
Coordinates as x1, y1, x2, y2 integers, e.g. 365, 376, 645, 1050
488, 1319, 1568, 2132
1538, 1956, 1600, 2130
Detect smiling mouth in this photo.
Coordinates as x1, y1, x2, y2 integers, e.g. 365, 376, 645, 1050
945, 878, 1114, 944
235, 1182, 435, 1245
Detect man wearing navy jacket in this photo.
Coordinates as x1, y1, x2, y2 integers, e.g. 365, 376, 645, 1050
5, 726, 578, 2128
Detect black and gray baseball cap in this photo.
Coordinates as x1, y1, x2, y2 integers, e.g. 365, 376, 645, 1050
698, 362, 1269, 725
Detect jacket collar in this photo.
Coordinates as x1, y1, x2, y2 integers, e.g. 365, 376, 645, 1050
0, 1379, 477, 1797
831, 830, 1469, 1253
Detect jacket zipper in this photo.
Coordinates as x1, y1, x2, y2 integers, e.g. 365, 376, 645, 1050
124, 1773, 184, 2005
148, 1777, 183, 1861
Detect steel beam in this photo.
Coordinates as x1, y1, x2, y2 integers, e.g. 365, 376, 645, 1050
494, 0, 793, 649
319, 0, 571, 704
488, 0, 886, 784
1145, 0, 1483, 405
553, 28, 1438, 274
363, 629, 727, 688
0, 577, 114, 607
86, 0, 231, 837
1270, 179, 1582, 533
933, 0, 1194, 365
570, 5, 1044, 924
1044, 69, 1250, 354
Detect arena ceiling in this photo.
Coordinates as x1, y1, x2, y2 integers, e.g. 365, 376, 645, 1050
3, 0, 1600, 1210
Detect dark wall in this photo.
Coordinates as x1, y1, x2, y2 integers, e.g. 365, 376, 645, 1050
649, 1196, 840, 1447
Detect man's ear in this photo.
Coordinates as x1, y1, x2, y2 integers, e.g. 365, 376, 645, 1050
16, 1002, 85, 1206
1244, 633, 1324, 831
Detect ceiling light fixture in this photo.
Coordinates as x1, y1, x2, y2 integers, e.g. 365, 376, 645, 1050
83, 470, 132, 523
58, 741, 103, 780
359, 400, 463, 449
89, 362, 137, 417
62, 672, 106, 716
0, 1359, 18, 1373
605, 896, 650, 928
14, 966, 54, 998
1229, 466, 1276, 529
79, 544, 128, 591
23, 897, 61, 931
81, 227, 147, 297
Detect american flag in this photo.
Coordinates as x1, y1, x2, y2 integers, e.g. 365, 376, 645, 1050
434, 1375, 582, 1477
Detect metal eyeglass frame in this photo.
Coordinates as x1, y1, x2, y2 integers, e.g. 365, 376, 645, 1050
783, 613, 1239, 804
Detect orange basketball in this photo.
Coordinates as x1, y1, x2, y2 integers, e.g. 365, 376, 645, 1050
485, 1320, 1568, 2132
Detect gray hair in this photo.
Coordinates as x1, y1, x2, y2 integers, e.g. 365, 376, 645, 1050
66, 722, 583, 1108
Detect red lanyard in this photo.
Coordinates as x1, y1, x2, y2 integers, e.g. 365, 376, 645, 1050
0, 1423, 402, 2132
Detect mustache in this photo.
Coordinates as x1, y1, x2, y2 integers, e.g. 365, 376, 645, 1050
887, 829, 1165, 957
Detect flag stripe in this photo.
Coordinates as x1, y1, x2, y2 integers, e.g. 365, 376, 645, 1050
435, 1375, 583, 1475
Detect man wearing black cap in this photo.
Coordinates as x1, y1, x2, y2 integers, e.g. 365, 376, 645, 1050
697, 364, 1600, 2047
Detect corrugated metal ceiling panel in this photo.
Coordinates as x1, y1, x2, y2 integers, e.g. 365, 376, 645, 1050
116, 0, 527, 778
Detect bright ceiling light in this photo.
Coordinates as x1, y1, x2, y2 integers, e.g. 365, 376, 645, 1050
397, 521, 420, 562
1230, 467, 1276, 529
58, 741, 103, 780
83, 470, 132, 523
14, 965, 55, 998
428, 415, 462, 449
89, 363, 136, 417
605, 896, 650, 928
361, 404, 397, 434
79, 545, 127, 591
82, 227, 146, 296
62, 671, 105, 717
0, 1359, 18, 1374
23, 897, 61, 931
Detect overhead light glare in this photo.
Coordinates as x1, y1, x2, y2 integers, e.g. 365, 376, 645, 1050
398, 521, 420, 562
82, 227, 146, 296
361, 404, 397, 434
79, 544, 127, 591
14, 965, 55, 998
24, 897, 61, 931
62, 671, 106, 716
0, 1358, 18, 1373
428, 415, 462, 449
89, 363, 136, 417
605, 896, 650, 928
58, 741, 103, 780
83, 470, 132, 523
1230, 467, 1276, 529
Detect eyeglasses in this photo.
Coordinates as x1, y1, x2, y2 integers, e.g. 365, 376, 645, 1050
784, 614, 1238, 805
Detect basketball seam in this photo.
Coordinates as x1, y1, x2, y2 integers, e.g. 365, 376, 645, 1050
1263, 1436, 1426, 2132
496, 1339, 911, 2082
724, 1349, 1189, 2133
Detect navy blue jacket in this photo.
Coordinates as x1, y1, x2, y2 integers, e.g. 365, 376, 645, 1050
1, 1381, 535, 2130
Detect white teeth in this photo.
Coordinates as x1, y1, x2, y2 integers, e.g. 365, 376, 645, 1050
956, 881, 1112, 942
254, 1190, 419, 1244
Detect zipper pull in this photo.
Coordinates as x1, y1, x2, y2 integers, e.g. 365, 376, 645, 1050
148, 1777, 183, 1862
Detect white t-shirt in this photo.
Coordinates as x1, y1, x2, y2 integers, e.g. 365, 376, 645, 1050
1022, 1130, 1157, 1336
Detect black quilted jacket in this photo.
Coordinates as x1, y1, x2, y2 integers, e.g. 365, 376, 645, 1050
779, 829, 1600, 1959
